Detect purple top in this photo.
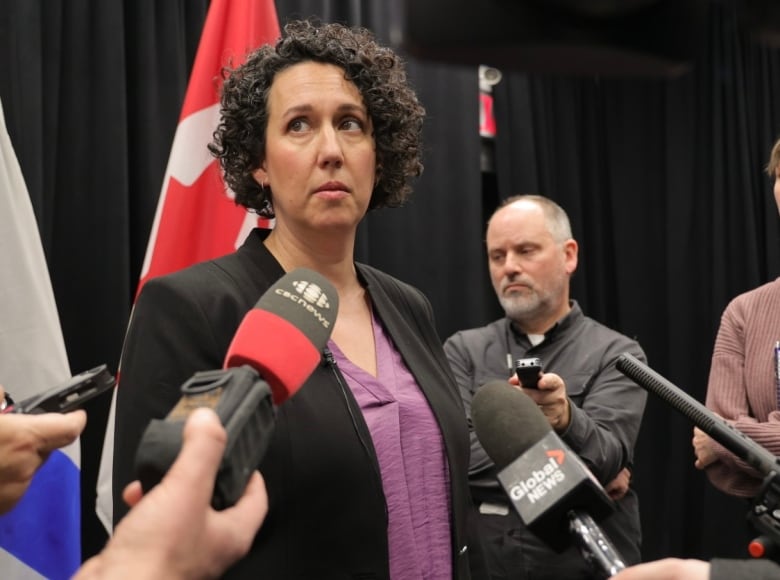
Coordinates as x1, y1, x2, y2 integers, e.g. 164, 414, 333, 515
328, 311, 452, 580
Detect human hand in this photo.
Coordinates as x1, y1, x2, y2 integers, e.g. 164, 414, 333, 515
611, 557, 710, 580
693, 426, 718, 470
0, 396, 86, 514
509, 371, 571, 431
75, 407, 268, 580
604, 467, 631, 501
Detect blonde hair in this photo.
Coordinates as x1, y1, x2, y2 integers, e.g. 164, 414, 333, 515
767, 138, 780, 177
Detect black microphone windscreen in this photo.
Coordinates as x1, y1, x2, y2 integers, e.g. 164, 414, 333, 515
472, 380, 551, 469
471, 378, 618, 557
615, 352, 780, 477
254, 267, 338, 347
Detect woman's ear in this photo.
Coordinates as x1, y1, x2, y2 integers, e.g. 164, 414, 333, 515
252, 166, 268, 186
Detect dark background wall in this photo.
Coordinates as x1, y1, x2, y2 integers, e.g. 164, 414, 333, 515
1, 0, 778, 566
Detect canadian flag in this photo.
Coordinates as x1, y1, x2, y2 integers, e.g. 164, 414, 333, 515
137, 0, 280, 297
96, 0, 280, 531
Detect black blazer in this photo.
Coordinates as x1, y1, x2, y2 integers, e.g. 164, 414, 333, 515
113, 229, 479, 579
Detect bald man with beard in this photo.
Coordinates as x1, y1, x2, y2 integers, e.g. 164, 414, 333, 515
445, 195, 648, 580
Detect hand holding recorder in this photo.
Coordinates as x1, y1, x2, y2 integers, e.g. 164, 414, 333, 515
0, 384, 87, 514
0, 367, 112, 514
513, 357, 571, 432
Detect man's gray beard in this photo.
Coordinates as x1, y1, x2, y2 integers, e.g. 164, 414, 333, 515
498, 292, 542, 322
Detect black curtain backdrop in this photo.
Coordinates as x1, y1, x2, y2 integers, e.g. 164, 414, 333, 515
492, 0, 780, 561
1, 0, 779, 567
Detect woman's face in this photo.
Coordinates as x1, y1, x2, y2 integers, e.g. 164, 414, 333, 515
254, 61, 377, 234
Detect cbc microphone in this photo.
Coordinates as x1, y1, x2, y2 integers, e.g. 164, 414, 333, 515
135, 268, 338, 508
472, 380, 627, 578
224, 267, 338, 402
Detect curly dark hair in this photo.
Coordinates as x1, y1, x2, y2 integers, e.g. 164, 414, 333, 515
208, 19, 426, 218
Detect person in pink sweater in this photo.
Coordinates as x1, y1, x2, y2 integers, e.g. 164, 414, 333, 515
693, 137, 780, 497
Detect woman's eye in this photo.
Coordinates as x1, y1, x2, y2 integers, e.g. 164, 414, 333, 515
341, 119, 363, 131
289, 118, 310, 132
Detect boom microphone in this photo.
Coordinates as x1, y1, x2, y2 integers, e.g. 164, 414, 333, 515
615, 352, 780, 557
615, 353, 780, 477
135, 268, 339, 508
472, 381, 626, 578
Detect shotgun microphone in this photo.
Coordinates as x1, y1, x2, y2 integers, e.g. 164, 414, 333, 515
615, 352, 780, 477
615, 352, 780, 558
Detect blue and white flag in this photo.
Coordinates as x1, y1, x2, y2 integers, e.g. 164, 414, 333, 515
0, 98, 79, 579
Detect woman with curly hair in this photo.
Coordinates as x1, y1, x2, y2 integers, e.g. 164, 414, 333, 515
112, 19, 483, 579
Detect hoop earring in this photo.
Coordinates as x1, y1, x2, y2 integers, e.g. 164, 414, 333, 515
259, 181, 274, 217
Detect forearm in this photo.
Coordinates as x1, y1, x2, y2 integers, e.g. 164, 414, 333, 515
561, 348, 647, 483
703, 307, 780, 478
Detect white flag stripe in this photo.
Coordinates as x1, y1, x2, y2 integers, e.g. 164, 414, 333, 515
0, 100, 71, 396
0, 552, 46, 580
95, 387, 118, 532
139, 103, 222, 280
